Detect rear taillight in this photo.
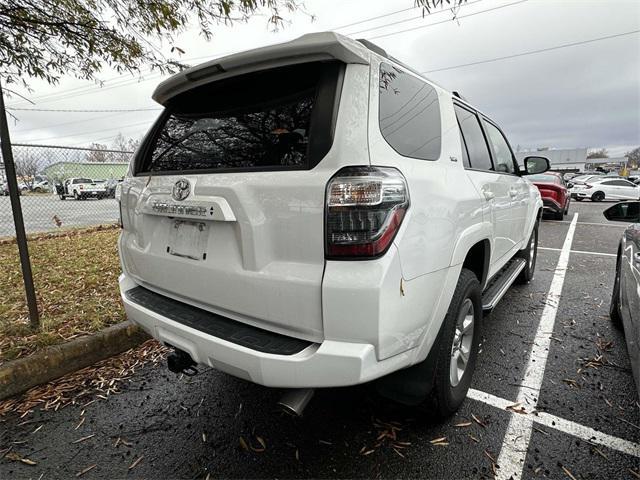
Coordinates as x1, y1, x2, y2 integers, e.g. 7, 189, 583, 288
325, 166, 409, 259
79, 185, 84, 190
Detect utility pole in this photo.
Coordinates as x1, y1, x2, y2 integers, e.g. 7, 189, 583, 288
0, 80, 40, 329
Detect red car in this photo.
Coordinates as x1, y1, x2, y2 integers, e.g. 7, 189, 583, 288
527, 172, 571, 220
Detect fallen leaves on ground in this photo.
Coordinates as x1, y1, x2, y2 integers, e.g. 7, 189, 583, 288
0, 340, 168, 417
506, 403, 528, 415
4, 451, 37, 465
357, 418, 412, 458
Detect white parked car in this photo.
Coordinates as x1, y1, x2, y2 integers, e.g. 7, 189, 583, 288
117, 32, 546, 417
571, 177, 640, 202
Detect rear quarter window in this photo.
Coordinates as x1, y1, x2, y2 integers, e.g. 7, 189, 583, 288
378, 63, 441, 160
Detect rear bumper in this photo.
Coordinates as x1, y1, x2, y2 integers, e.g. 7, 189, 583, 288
119, 274, 414, 388
571, 191, 589, 199
542, 197, 562, 213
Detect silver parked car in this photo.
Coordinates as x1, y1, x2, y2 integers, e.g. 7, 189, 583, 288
607, 201, 640, 396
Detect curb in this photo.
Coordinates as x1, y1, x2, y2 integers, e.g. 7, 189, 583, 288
0, 321, 149, 401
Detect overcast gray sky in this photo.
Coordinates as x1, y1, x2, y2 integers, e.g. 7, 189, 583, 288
6, 0, 640, 156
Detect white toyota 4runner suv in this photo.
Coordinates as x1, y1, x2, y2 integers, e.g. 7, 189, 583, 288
118, 32, 549, 417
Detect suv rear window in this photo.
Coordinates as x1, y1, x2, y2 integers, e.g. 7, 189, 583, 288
138, 62, 343, 174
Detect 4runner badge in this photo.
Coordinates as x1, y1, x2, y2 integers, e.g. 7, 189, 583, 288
172, 179, 190, 201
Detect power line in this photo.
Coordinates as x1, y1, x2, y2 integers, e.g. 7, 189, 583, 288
332, 5, 417, 31
346, 0, 482, 36
12, 111, 127, 133
7, 107, 160, 112
16, 119, 153, 143
367, 0, 528, 40
422, 29, 640, 73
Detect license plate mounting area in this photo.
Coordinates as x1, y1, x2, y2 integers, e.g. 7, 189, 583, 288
167, 220, 209, 260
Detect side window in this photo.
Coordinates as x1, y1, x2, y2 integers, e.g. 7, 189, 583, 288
482, 120, 515, 174
601, 180, 617, 186
454, 104, 493, 171
613, 180, 634, 187
378, 63, 442, 160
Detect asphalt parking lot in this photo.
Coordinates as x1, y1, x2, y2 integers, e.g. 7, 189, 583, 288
0, 194, 119, 237
1, 201, 638, 479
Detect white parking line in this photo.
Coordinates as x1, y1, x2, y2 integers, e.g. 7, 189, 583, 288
539, 246, 616, 257
467, 389, 640, 459
495, 213, 579, 480
545, 220, 626, 228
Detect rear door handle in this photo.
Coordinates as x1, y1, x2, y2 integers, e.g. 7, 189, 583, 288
484, 190, 495, 200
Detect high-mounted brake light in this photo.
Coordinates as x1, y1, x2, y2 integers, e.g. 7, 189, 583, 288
325, 167, 409, 259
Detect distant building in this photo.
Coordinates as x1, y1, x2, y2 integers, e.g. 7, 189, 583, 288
41, 161, 129, 182
515, 148, 588, 173
584, 157, 628, 171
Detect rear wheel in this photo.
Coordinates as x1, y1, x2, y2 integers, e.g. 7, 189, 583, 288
516, 220, 538, 284
74, 191, 80, 200
430, 268, 482, 418
553, 209, 564, 220
564, 198, 570, 215
592, 191, 605, 202
59, 194, 65, 201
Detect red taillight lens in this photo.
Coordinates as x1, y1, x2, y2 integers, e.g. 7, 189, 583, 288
325, 167, 409, 259
79, 185, 84, 190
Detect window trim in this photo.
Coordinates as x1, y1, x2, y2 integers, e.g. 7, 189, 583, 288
133, 62, 345, 177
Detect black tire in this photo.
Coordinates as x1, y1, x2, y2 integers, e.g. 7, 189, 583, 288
430, 268, 482, 418
564, 198, 570, 215
610, 250, 623, 329
515, 220, 538, 284
592, 191, 605, 202
59, 195, 65, 201
74, 191, 80, 200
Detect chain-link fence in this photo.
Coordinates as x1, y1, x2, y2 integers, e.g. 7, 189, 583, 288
1, 142, 133, 353
0, 143, 132, 237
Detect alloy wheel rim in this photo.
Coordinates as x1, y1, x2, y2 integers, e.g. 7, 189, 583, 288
450, 298, 474, 387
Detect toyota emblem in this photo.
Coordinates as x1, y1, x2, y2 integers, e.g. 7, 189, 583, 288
172, 179, 191, 201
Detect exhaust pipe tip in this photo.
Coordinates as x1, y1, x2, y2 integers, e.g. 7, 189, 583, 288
277, 388, 315, 417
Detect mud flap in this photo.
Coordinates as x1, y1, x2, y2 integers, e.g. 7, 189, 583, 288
374, 320, 445, 406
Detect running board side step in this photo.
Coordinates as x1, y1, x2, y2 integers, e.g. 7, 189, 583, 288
482, 257, 526, 311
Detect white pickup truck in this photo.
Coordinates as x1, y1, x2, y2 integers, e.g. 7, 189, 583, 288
117, 32, 548, 417
57, 178, 107, 200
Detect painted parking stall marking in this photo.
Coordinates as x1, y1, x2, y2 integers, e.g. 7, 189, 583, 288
495, 213, 579, 480
538, 246, 616, 257
467, 389, 640, 459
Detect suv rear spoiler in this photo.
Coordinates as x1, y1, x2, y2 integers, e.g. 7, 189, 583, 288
153, 32, 372, 105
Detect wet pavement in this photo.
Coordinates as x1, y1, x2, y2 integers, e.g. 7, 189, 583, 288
1, 201, 638, 479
